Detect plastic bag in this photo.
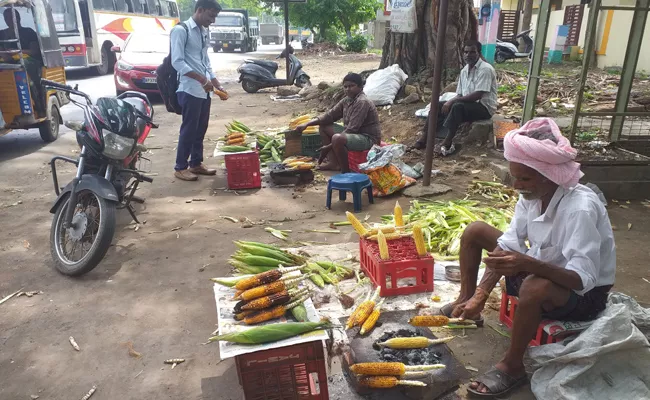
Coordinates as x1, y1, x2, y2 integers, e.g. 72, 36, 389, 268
359, 144, 416, 196
364, 65, 408, 106
414, 92, 458, 118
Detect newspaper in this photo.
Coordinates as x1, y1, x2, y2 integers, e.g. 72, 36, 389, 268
212, 139, 257, 158
213, 283, 328, 360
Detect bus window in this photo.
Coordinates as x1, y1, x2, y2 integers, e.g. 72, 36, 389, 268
155, 0, 162, 15
50, 0, 78, 32
139, 0, 149, 14
167, 1, 178, 17
124, 0, 134, 12
92, 0, 115, 11
145, 0, 157, 15
114, 0, 129, 12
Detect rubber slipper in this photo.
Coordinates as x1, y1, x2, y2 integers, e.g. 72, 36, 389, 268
467, 368, 527, 398
438, 303, 485, 327
440, 144, 456, 156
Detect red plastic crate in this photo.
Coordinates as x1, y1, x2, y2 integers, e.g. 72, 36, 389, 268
499, 291, 578, 347
348, 141, 388, 173
235, 340, 329, 400
224, 152, 261, 190
359, 237, 434, 296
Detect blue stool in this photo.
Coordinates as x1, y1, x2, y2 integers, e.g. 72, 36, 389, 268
326, 173, 373, 212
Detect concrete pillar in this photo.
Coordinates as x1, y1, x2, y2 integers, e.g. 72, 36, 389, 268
478, 0, 501, 64
548, 24, 568, 64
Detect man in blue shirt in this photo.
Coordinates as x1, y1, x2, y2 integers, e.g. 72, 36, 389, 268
171, 0, 225, 181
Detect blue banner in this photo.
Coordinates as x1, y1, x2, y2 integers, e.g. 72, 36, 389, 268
14, 71, 33, 115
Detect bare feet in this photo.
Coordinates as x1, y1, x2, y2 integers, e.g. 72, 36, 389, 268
317, 161, 339, 171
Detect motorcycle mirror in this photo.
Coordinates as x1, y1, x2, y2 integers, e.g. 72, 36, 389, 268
65, 120, 84, 131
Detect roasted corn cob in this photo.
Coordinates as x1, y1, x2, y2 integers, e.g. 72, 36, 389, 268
234, 266, 302, 290
377, 336, 455, 349
413, 224, 427, 256
214, 88, 229, 100
210, 319, 331, 344
408, 315, 474, 327
377, 231, 389, 260
394, 201, 404, 227
240, 288, 308, 311
351, 287, 381, 328
243, 295, 309, 324
238, 275, 307, 301
346, 211, 368, 236
360, 299, 384, 335
346, 289, 371, 329
359, 376, 427, 388
350, 362, 445, 376
234, 310, 255, 321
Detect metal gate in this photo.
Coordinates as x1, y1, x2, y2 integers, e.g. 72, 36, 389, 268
498, 10, 520, 40
563, 5, 585, 46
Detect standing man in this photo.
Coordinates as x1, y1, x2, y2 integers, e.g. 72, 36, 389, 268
171, 0, 225, 181
413, 40, 497, 156
295, 73, 381, 172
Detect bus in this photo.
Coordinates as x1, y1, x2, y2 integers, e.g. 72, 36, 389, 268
48, 0, 179, 75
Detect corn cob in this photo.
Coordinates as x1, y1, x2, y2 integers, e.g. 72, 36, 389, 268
350, 362, 445, 376
364, 225, 396, 238
239, 275, 307, 301
378, 336, 455, 349
236, 241, 306, 264
351, 287, 381, 328
366, 232, 408, 241
226, 132, 245, 140
413, 224, 427, 256
409, 315, 474, 327
234, 310, 255, 321
234, 266, 302, 290
309, 273, 325, 288
210, 319, 330, 344
394, 201, 404, 227
214, 88, 229, 100
346, 289, 371, 329
243, 295, 309, 324
240, 288, 308, 311
233, 242, 295, 264
377, 231, 389, 260
360, 299, 384, 335
232, 254, 293, 268
346, 211, 368, 236
359, 376, 427, 388
227, 138, 246, 146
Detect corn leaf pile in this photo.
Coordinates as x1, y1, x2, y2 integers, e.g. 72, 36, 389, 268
467, 181, 518, 208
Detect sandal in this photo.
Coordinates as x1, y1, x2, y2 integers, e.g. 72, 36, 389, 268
467, 368, 527, 398
438, 303, 485, 327
440, 144, 457, 156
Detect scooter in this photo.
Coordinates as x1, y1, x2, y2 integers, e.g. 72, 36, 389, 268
495, 29, 534, 63
42, 79, 157, 276
237, 47, 311, 93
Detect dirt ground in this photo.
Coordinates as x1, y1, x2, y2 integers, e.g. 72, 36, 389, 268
1, 52, 649, 400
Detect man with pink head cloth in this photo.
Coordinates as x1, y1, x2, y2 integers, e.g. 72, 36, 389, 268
439, 118, 616, 397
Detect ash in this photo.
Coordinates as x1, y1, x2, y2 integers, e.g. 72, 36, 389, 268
374, 329, 442, 365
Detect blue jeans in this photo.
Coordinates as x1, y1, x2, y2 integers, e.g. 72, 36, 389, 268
175, 91, 211, 171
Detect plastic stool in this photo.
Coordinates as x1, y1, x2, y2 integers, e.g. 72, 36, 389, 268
326, 173, 373, 212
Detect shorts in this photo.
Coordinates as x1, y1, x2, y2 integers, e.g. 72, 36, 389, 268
344, 133, 374, 151
505, 273, 611, 321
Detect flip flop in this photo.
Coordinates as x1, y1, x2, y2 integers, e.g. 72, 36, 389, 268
438, 303, 485, 327
440, 144, 457, 156
467, 368, 527, 398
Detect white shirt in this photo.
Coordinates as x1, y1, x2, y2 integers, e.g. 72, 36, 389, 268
497, 184, 616, 295
456, 58, 498, 115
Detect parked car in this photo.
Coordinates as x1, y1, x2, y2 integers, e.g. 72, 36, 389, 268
112, 33, 169, 96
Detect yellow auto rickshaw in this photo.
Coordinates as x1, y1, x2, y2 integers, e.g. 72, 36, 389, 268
0, 0, 69, 142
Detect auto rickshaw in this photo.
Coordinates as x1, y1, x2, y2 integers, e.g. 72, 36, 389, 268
0, 0, 69, 142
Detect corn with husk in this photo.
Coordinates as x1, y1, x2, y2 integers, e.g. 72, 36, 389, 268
377, 231, 389, 260
209, 319, 331, 344
378, 336, 454, 349
412, 224, 427, 256
350, 362, 445, 376
346, 211, 368, 237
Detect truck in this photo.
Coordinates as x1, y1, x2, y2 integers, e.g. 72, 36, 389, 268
209, 9, 260, 53
260, 23, 284, 45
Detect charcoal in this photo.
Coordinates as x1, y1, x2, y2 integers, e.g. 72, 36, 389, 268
377, 330, 442, 365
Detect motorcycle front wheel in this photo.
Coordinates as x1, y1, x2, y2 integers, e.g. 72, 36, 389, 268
495, 50, 507, 64
50, 190, 116, 276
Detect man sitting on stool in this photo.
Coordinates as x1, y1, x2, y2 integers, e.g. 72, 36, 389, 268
295, 73, 381, 173
441, 118, 615, 397
413, 40, 497, 156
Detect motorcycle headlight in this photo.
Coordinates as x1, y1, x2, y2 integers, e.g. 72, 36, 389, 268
117, 60, 133, 71
102, 130, 135, 160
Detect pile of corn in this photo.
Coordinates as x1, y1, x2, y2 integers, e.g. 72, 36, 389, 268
221, 121, 253, 153
289, 115, 318, 134
232, 266, 311, 325
282, 156, 316, 171
256, 133, 285, 165
349, 362, 446, 388
346, 287, 382, 334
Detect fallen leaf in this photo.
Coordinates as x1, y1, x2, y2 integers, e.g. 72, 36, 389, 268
471, 170, 481, 174
23, 240, 30, 249
124, 341, 142, 358
628, 223, 632, 230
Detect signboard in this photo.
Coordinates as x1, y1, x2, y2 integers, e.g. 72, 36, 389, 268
390, 0, 417, 33
14, 71, 33, 115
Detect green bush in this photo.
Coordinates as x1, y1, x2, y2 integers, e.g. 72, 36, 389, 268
323, 29, 340, 44
344, 35, 367, 53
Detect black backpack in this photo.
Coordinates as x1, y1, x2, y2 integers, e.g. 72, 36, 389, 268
157, 22, 188, 115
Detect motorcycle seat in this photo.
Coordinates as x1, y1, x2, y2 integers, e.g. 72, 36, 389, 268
246, 59, 279, 72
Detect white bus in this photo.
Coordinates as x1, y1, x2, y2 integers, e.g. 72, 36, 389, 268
48, 0, 179, 74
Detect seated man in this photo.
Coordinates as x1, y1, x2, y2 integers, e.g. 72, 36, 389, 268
0, 8, 44, 113
442, 118, 615, 397
413, 40, 497, 156
295, 73, 381, 172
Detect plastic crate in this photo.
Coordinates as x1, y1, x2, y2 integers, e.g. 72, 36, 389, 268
348, 149, 370, 173
499, 291, 578, 347
359, 237, 434, 296
224, 152, 261, 190
284, 130, 302, 158
235, 340, 329, 400
301, 134, 322, 158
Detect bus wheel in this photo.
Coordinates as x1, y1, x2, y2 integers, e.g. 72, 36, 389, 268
93, 45, 110, 75
39, 97, 60, 142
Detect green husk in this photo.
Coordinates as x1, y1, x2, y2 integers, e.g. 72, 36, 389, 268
234, 243, 294, 264
291, 304, 309, 322
209, 319, 330, 344
231, 254, 287, 268
309, 274, 325, 288
210, 275, 254, 287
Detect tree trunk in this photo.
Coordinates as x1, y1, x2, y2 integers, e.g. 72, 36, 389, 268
379, 0, 477, 84
521, 0, 534, 32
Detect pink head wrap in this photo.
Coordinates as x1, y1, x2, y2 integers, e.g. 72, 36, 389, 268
503, 118, 583, 188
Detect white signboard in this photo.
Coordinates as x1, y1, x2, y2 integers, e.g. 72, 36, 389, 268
390, 0, 417, 33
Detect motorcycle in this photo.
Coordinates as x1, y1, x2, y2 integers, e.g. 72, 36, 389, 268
495, 29, 534, 63
237, 47, 311, 93
301, 38, 313, 50
42, 79, 158, 276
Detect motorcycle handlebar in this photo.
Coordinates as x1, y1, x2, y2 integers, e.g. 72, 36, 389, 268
42, 79, 91, 103
117, 90, 153, 110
